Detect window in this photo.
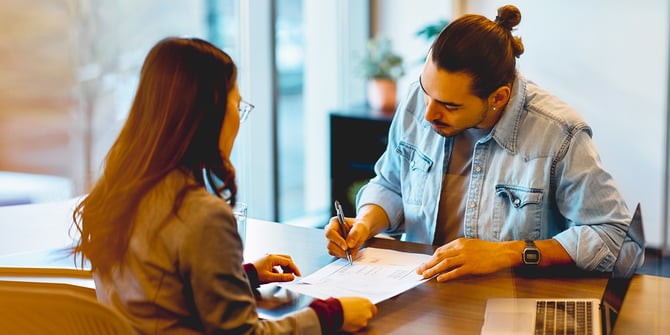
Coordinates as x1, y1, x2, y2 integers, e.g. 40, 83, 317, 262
0, 1, 368, 229
275, 0, 305, 221
212, 1, 368, 225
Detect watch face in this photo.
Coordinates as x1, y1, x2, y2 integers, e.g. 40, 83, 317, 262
523, 248, 540, 265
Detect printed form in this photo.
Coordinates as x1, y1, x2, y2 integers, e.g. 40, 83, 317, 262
279, 247, 433, 304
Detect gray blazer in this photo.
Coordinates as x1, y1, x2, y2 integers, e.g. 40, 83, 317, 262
94, 169, 322, 334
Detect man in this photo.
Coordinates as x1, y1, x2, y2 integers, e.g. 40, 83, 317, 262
326, 5, 643, 282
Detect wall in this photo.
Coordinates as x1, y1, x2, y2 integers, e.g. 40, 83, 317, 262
372, 0, 453, 97
0, 0, 76, 179
0, 0, 207, 194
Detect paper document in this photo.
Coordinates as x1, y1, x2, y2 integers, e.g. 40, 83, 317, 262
279, 247, 433, 304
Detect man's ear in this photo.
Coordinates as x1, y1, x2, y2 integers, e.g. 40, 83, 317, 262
489, 85, 511, 110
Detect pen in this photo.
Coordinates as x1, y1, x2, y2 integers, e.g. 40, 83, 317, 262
334, 200, 353, 265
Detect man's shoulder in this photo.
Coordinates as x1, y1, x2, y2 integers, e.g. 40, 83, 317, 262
523, 80, 589, 130
493, 75, 594, 155
395, 81, 432, 132
397, 81, 422, 113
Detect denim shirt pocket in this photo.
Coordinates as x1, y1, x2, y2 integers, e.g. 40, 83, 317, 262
493, 184, 544, 240
395, 142, 433, 205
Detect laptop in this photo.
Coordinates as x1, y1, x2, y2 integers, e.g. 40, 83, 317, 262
481, 203, 643, 335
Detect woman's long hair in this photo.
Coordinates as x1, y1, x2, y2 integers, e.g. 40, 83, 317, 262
71, 37, 238, 274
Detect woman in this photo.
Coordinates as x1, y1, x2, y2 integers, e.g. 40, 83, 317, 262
72, 37, 376, 334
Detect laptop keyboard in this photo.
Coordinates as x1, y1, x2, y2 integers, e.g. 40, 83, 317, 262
535, 300, 593, 335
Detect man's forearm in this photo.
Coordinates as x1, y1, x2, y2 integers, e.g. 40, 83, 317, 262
357, 204, 391, 240
533, 239, 574, 267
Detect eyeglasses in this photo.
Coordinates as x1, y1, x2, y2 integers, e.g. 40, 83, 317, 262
238, 99, 254, 123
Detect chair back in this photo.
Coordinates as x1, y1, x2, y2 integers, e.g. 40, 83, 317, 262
0, 280, 135, 334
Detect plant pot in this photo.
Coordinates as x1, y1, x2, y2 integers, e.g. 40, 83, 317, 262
367, 78, 397, 113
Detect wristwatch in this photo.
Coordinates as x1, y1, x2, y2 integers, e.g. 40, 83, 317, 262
522, 240, 541, 265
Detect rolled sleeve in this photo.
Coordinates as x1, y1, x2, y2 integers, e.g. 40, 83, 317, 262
357, 181, 404, 234
553, 226, 618, 271
553, 131, 633, 272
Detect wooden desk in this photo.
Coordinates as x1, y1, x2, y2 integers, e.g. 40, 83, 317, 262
1, 202, 668, 334
243, 220, 669, 334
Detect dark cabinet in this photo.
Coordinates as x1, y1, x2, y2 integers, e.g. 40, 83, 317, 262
330, 110, 393, 217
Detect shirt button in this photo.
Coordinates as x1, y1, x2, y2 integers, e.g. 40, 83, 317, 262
410, 161, 416, 168
513, 199, 521, 207
469, 201, 477, 208
474, 165, 482, 173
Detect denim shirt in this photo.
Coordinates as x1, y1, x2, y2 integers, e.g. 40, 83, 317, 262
357, 73, 640, 272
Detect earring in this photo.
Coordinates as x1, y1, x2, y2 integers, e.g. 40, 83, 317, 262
492, 107, 497, 111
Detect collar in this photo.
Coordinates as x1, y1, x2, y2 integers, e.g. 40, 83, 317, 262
488, 72, 527, 154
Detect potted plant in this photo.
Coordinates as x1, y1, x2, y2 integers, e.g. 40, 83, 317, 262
416, 19, 449, 43
415, 19, 449, 62
358, 36, 404, 113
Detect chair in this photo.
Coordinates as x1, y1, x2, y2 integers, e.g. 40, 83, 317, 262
0, 280, 136, 334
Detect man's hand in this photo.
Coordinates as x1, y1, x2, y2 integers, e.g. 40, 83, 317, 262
324, 216, 370, 261
416, 238, 520, 282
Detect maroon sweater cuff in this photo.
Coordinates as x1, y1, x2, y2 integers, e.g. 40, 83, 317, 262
243, 263, 260, 288
309, 297, 344, 334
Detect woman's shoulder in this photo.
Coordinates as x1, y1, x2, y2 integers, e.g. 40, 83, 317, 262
176, 175, 233, 225
146, 169, 234, 230
183, 187, 232, 222
148, 172, 238, 255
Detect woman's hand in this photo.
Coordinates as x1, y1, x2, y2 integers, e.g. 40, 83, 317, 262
253, 253, 302, 284
339, 297, 378, 332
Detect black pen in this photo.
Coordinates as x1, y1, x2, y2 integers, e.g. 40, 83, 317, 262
334, 200, 353, 265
